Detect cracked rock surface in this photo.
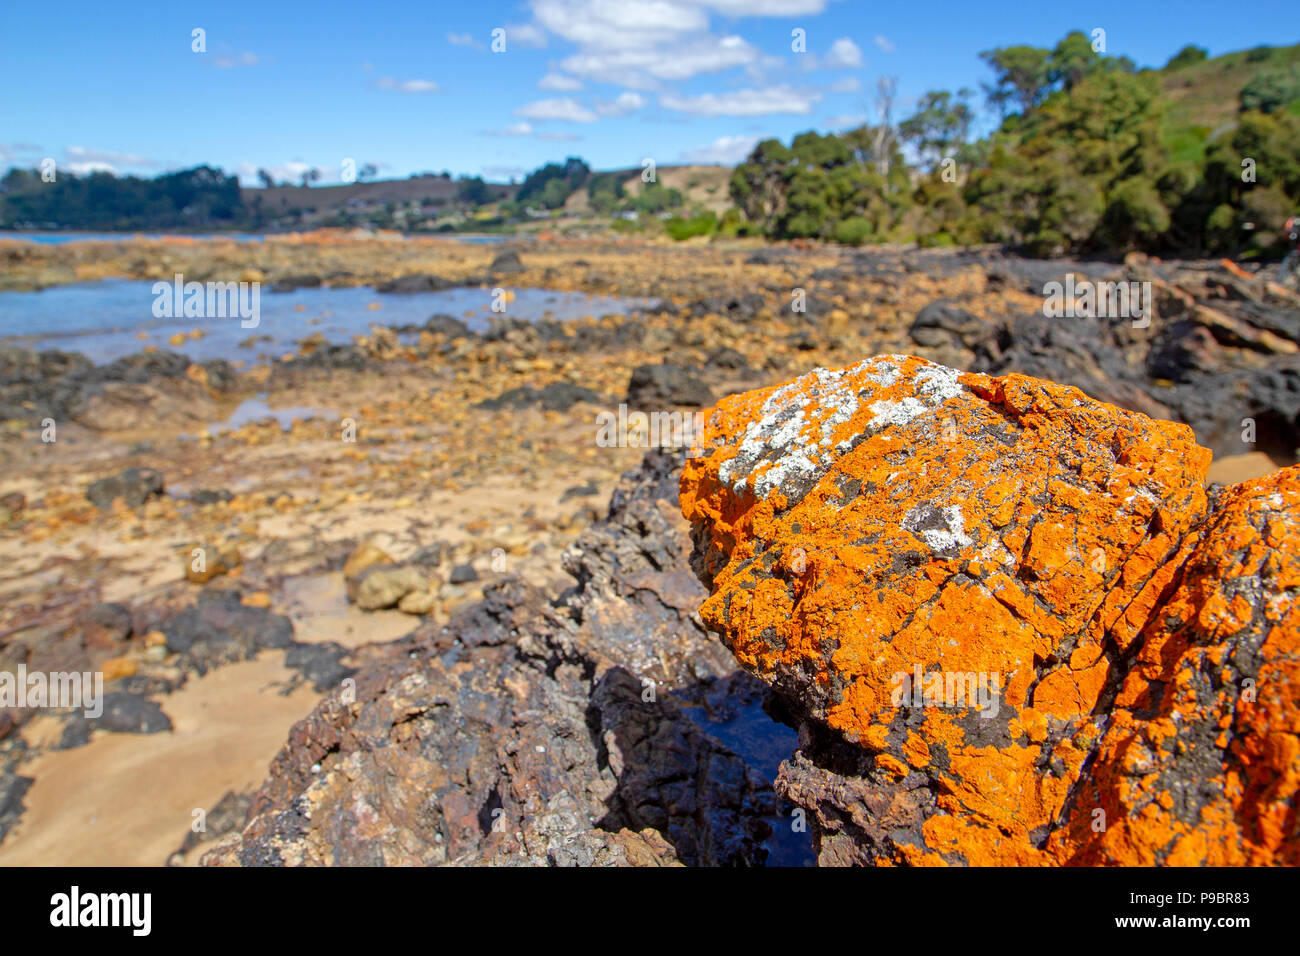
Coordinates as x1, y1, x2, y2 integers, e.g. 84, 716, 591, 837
202, 451, 791, 867
681, 354, 1299, 865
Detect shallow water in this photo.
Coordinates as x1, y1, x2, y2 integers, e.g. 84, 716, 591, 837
0, 280, 652, 364
679, 697, 817, 867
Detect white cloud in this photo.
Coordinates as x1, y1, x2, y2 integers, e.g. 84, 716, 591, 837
61, 146, 164, 175
529, 1, 784, 88
539, 72, 583, 90
701, 0, 827, 12
447, 32, 484, 50
559, 34, 756, 89
481, 121, 582, 141
661, 85, 820, 116
594, 91, 646, 116
214, 51, 261, 69
829, 75, 860, 93
826, 37, 863, 68
680, 134, 759, 164
874, 35, 894, 53
376, 77, 440, 93
822, 112, 867, 130
507, 23, 549, 48
485, 122, 537, 136
515, 97, 598, 122
66, 146, 158, 167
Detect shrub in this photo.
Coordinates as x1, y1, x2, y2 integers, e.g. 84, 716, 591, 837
1241, 70, 1300, 114
1165, 45, 1208, 69
833, 217, 874, 246
664, 212, 717, 241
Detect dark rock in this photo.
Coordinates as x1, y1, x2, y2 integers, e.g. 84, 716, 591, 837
164, 590, 294, 674
283, 643, 355, 692
83, 602, 132, 644
87, 467, 164, 510
625, 364, 713, 408
191, 489, 234, 505
95, 692, 172, 734
705, 346, 750, 371
56, 716, 93, 750
422, 314, 472, 339
476, 382, 608, 413
270, 275, 322, 292
203, 451, 782, 867
908, 299, 986, 350
409, 542, 445, 569
374, 274, 455, 293
448, 563, 479, 584
560, 481, 599, 502
488, 249, 525, 275
173, 790, 253, 861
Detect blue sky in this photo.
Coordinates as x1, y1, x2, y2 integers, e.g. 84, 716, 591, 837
1, 1, 1295, 185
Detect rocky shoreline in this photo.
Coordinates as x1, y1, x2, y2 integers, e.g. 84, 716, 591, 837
1, 236, 1297, 864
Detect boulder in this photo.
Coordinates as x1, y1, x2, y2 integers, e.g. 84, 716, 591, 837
625, 363, 713, 408
87, 467, 164, 510
202, 452, 786, 867
681, 354, 1300, 866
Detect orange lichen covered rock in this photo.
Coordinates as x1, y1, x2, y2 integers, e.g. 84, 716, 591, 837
680, 355, 1299, 865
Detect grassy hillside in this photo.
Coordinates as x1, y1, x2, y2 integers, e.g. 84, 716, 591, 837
1157, 42, 1300, 165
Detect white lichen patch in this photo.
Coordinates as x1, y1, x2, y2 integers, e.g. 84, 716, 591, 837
717, 356, 969, 503
903, 502, 975, 555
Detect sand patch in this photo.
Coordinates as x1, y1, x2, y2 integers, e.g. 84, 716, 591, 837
0, 652, 319, 866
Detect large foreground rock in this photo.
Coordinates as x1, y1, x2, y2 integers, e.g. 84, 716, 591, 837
681, 354, 1299, 865
202, 451, 789, 867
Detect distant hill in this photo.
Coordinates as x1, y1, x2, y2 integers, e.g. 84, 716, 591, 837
1156, 42, 1300, 165
245, 175, 516, 227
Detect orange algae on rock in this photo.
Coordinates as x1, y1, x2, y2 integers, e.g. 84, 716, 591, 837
681, 354, 1298, 865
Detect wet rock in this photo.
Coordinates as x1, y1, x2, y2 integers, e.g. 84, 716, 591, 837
374, 274, 455, 293
270, 274, 322, 292
681, 354, 1300, 866
87, 467, 164, 510
625, 363, 712, 408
